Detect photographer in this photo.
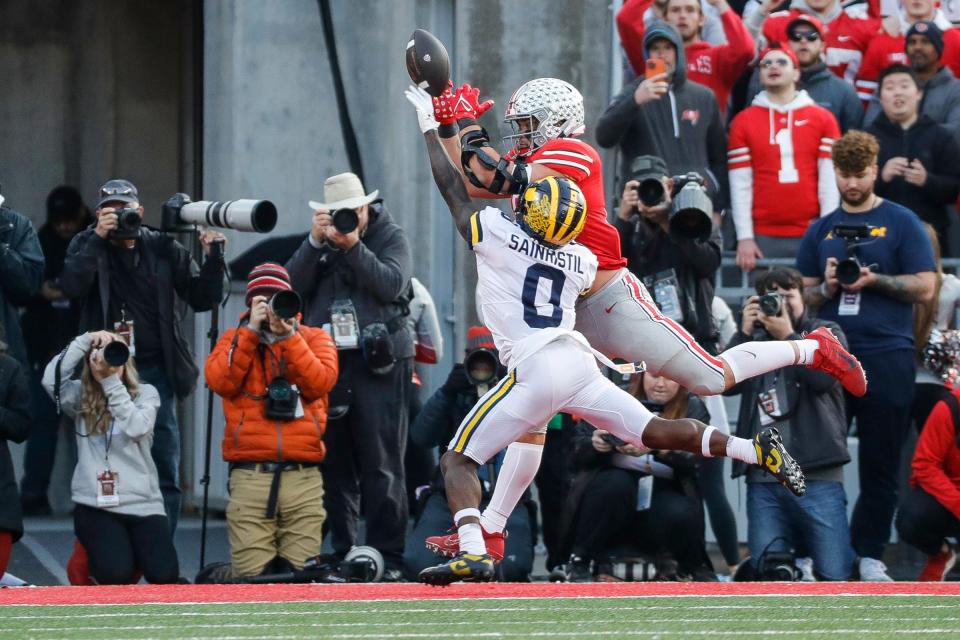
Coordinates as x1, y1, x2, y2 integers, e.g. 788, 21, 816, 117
727, 267, 854, 581
59, 179, 226, 533
0, 340, 31, 579
42, 330, 179, 584
404, 327, 534, 581
559, 372, 714, 582
205, 263, 338, 579
797, 131, 937, 581
285, 172, 413, 578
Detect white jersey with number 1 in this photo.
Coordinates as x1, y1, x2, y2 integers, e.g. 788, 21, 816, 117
467, 206, 597, 370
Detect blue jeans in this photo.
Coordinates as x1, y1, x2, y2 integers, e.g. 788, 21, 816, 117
137, 365, 181, 535
747, 479, 854, 581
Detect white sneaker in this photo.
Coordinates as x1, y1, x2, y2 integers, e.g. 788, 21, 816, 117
859, 557, 893, 582
795, 557, 816, 582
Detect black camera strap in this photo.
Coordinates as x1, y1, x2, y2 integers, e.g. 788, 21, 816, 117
52, 345, 70, 416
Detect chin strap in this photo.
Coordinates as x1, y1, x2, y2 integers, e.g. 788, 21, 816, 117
460, 128, 531, 195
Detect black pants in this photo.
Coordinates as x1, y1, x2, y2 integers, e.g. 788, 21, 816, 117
896, 485, 960, 556
912, 383, 952, 433
534, 418, 573, 571
74, 503, 179, 584
322, 353, 412, 566
847, 349, 915, 560
697, 456, 740, 567
572, 468, 707, 574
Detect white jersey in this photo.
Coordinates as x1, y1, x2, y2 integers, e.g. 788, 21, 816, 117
468, 206, 598, 369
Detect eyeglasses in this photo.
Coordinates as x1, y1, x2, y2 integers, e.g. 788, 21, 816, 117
788, 31, 820, 42
100, 186, 134, 197
760, 58, 792, 68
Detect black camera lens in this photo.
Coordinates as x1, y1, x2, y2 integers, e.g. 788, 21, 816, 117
637, 178, 666, 207
332, 208, 359, 234
464, 349, 498, 385
836, 258, 862, 286
758, 293, 782, 316
110, 207, 142, 239
269, 290, 302, 320
102, 341, 130, 367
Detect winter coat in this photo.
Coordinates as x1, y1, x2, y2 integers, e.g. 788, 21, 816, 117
867, 112, 960, 235
59, 227, 224, 399
0, 353, 30, 539
597, 21, 730, 211
0, 203, 45, 368
206, 320, 338, 463
909, 388, 960, 519
865, 66, 960, 143
285, 201, 415, 360
747, 62, 864, 132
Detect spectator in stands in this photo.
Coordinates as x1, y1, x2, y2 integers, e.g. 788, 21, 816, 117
614, 154, 740, 573
205, 263, 338, 579
0, 192, 44, 371
405, 327, 534, 581
729, 46, 840, 272
20, 186, 91, 516
896, 387, 960, 581
43, 330, 178, 584
59, 179, 226, 533
867, 64, 960, 254
798, 130, 936, 581
598, 22, 729, 213
560, 372, 715, 582
619, 0, 730, 69
856, 0, 960, 104
727, 267, 854, 581
0, 341, 31, 579
746, 15, 863, 131
617, 0, 755, 116
865, 21, 960, 141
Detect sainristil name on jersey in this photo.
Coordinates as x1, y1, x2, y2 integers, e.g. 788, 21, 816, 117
507, 233, 585, 274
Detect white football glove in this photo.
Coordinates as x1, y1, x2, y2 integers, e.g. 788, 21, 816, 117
405, 85, 439, 134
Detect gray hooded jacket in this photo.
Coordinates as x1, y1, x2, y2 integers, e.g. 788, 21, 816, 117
864, 66, 960, 142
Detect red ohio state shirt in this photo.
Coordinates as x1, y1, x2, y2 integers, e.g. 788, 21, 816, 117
856, 29, 960, 103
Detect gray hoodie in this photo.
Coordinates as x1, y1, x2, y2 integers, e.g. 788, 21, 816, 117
43, 333, 164, 518
597, 21, 729, 210
864, 66, 960, 142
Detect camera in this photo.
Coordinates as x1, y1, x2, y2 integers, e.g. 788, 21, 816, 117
162, 193, 277, 233
111, 207, 142, 239
601, 432, 627, 448
832, 224, 875, 286
758, 293, 782, 317
269, 290, 302, 320
102, 341, 130, 367
464, 347, 500, 385
332, 208, 359, 234
265, 376, 299, 421
759, 551, 801, 581
628, 156, 713, 240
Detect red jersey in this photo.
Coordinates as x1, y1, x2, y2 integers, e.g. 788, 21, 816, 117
506, 138, 627, 270
728, 93, 841, 238
764, 8, 880, 83
856, 27, 960, 103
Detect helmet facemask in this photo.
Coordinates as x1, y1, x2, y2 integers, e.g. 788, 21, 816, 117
502, 78, 586, 157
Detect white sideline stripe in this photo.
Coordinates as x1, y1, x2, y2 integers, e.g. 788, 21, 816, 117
18, 534, 68, 586
168, 632, 960, 639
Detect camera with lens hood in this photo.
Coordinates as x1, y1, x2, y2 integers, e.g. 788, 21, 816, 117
758, 293, 783, 317
102, 341, 130, 367
269, 290, 302, 320
832, 224, 875, 286
629, 156, 714, 241
265, 376, 299, 421
111, 207, 143, 239
758, 551, 801, 581
331, 208, 359, 234
464, 347, 500, 386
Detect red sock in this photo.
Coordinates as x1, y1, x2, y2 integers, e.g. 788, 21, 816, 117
67, 539, 94, 585
0, 530, 12, 576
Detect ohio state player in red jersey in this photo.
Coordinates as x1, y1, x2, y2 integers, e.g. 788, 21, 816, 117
425, 77, 865, 561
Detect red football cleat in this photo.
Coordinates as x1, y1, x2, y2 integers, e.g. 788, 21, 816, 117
918, 547, 956, 581
806, 326, 867, 397
425, 526, 506, 562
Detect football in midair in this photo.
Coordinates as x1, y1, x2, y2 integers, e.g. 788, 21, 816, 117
405, 28, 451, 97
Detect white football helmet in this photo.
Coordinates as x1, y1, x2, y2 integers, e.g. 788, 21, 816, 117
503, 78, 586, 156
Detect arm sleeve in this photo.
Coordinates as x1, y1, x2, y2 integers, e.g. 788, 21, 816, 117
616, 0, 652, 77
596, 82, 641, 149
0, 216, 44, 302
795, 224, 824, 278
339, 229, 413, 303
912, 400, 960, 519
0, 360, 31, 443
728, 119, 755, 242
707, 105, 730, 211
413, 281, 444, 364
855, 44, 881, 104
284, 237, 323, 301
170, 240, 225, 312
41, 333, 93, 417
278, 328, 339, 401
897, 212, 937, 275
818, 117, 841, 216
717, 9, 756, 85
204, 327, 259, 399
100, 376, 159, 441
59, 231, 106, 299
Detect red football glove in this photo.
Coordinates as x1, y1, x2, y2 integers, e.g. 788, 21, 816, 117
452, 83, 495, 121
432, 80, 457, 125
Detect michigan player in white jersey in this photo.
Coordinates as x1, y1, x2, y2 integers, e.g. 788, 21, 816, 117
406, 85, 805, 585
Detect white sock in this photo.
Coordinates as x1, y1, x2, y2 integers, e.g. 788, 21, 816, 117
458, 523, 486, 555
794, 339, 819, 365
725, 436, 759, 465
721, 341, 798, 384
480, 442, 543, 534
701, 426, 717, 457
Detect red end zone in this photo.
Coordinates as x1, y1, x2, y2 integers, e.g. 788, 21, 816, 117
2, 582, 960, 606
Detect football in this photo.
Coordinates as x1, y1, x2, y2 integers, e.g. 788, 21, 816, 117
405, 28, 451, 97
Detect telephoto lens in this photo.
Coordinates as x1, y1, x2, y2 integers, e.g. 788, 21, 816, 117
102, 341, 130, 367
836, 258, 862, 286
758, 293, 782, 317
269, 290, 302, 320
464, 348, 499, 385
332, 208, 359, 234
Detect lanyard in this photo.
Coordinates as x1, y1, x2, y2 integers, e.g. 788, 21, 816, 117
102, 420, 115, 470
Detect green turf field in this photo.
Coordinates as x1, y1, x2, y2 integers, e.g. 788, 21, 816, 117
2, 596, 959, 640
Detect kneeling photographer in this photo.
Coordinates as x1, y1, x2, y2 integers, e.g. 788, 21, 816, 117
286, 172, 413, 578
559, 372, 714, 582
403, 327, 535, 581
726, 268, 854, 581
204, 263, 338, 580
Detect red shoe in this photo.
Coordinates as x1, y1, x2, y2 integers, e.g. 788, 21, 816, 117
918, 547, 956, 581
425, 526, 506, 562
806, 326, 867, 397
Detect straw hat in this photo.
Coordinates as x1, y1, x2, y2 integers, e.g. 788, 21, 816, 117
308, 172, 379, 211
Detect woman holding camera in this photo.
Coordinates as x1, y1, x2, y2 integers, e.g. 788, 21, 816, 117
42, 330, 179, 584
559, 371, 715, 581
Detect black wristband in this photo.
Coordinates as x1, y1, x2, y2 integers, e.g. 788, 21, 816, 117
456, 117, 478, 130
438, 123, 458, 139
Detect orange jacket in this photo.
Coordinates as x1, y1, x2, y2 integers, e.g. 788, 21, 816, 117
206, 321, 338, 463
